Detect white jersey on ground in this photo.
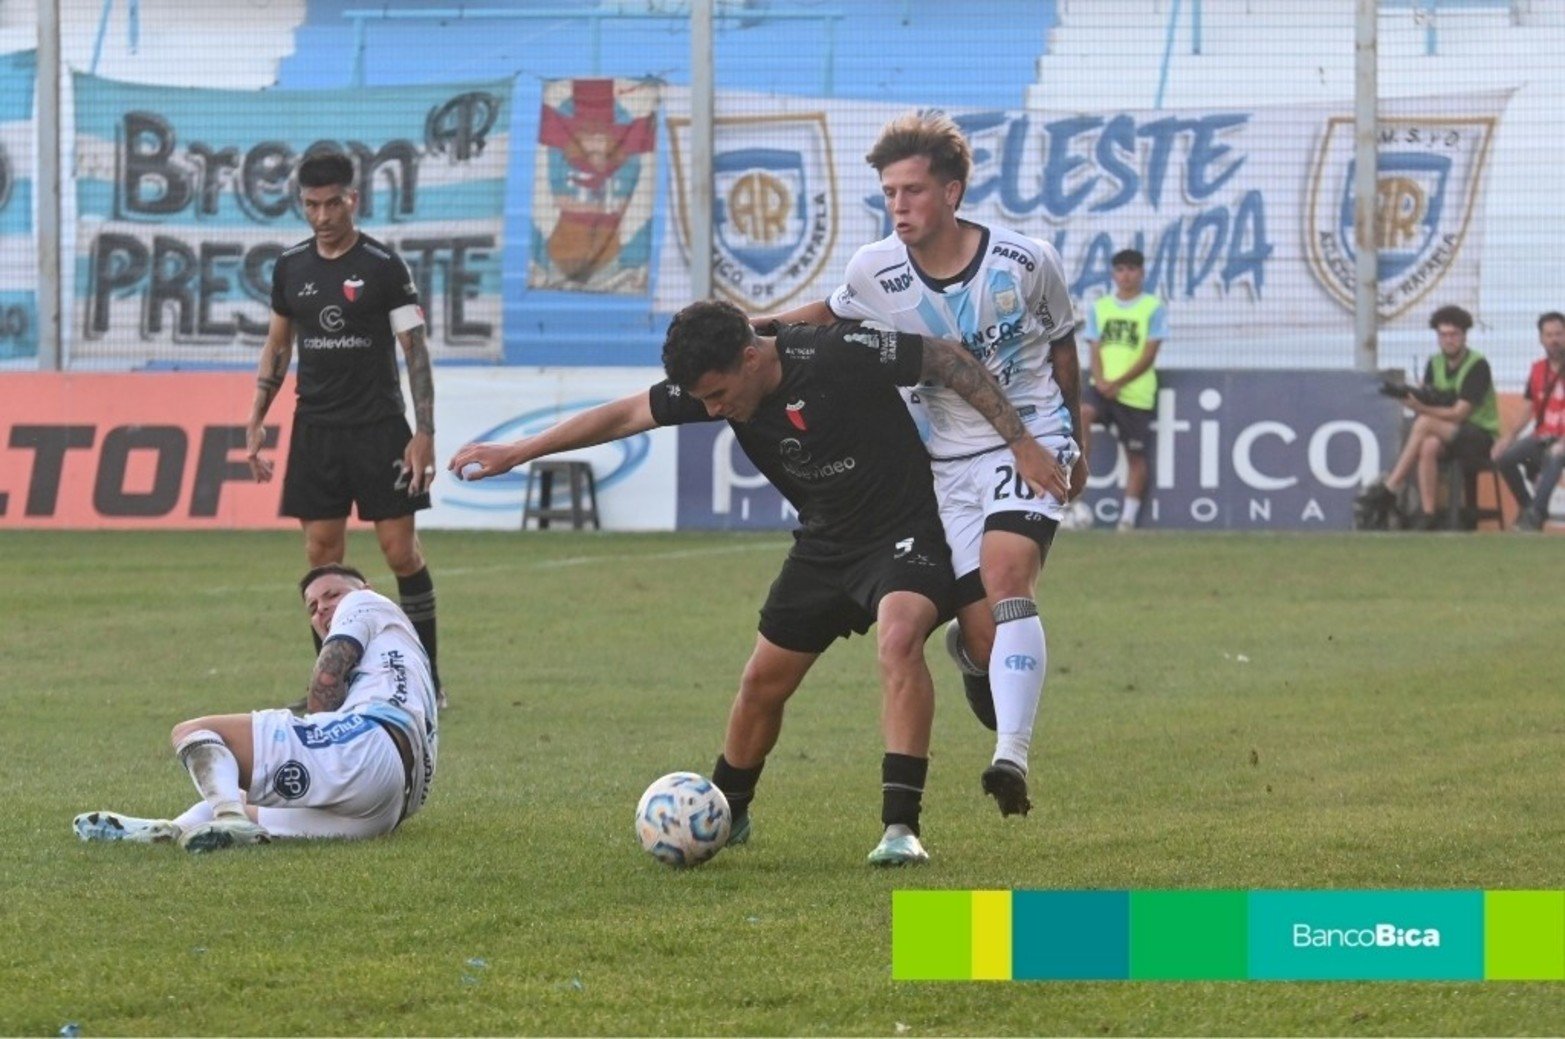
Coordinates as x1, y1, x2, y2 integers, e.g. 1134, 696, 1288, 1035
325, 587, 438, 811
827, 220, 1076, 460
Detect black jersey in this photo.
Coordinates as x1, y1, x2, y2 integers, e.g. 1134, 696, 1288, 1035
271, 233, 421, 427
649, 323, 941, 554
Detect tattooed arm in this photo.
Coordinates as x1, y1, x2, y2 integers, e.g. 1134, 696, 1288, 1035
397, 324, 436, 495
1049, 332, 1089, 501
245, 312, 295, 483
920, 336, 1070, 501
307, 638, 363, 714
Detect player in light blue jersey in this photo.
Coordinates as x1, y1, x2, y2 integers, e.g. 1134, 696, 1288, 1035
758, 111, 1087, 819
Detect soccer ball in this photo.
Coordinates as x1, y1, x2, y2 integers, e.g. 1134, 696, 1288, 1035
634, 771, 732, 868
1059, 500, 1095, 532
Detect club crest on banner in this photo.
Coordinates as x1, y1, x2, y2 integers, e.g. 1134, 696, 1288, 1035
670, 113, 837, 311
1304, 114, 1496, 321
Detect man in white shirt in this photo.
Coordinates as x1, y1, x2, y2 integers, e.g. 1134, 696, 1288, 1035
73, 565, 438, 853
757, 111, 1086, 819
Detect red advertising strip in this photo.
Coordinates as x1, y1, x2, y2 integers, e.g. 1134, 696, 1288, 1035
0, 373, 298, 529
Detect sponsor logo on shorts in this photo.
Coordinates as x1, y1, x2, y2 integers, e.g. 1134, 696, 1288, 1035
273, 760, 311, 800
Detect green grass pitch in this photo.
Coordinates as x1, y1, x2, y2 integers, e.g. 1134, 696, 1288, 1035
2, 529, 1561, 1035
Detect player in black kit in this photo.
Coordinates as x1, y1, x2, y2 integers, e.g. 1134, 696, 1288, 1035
244, 153, 444, 705
448, 300, 1052, 866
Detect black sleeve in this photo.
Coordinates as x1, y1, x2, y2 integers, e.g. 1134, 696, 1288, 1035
781, 322, 925, 387
384, 250, 420, 311
1420, 358, 1436, 387
1458, 359, 1493, 408
647, 380, 719, 426
270, 253, 291, 317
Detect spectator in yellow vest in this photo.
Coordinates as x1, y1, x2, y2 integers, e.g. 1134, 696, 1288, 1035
1083, 249, 1166, 531
1359, 304, 1500, 530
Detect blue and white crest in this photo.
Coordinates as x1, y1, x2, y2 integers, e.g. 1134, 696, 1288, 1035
670, 113, 837, 310
1305, 113, 1496, 321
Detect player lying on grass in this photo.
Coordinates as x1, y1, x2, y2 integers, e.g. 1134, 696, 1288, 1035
73, 565, 438, 854
450, 300, 1062, 866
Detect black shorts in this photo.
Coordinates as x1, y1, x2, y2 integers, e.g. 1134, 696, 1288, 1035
1446, 422, 1494, 467
758, 525, 955, 655
281, 415, 430, 522
1083, 383, 1155, 455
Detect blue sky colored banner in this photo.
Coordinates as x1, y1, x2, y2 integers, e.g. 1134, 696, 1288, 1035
0, 50, 37, 362
69, 72, 512, 364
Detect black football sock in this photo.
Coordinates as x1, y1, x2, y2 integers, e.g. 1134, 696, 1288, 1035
397, 567, 441, 691
712, 754, 765, 821
882, 753, 928, 836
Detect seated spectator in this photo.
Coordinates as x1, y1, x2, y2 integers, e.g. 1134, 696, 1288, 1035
1358, 305, 1499, 530
1491, 311, 1565, 532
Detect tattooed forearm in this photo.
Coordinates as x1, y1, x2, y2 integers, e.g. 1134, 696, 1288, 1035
921, 337, 1030, 443
252, 342, 291, 415
307, 639, 362, 713
1050, 333, 1084, 438
402, 326, 436, 435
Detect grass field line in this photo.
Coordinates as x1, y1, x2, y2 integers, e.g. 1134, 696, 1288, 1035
198, 537, 789, 595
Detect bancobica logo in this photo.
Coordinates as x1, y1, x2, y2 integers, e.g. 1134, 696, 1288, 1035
1304, 112, 1498, 320
672, 112, 837, 311
1293, 923, 1442, 948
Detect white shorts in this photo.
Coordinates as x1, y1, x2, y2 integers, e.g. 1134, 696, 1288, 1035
933, 433, 1081, 579
247, 708, 409, 839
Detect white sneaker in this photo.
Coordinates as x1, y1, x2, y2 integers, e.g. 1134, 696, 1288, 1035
866, 824, 929, 866
73, 811, 181, 844
180, 813, 271, 854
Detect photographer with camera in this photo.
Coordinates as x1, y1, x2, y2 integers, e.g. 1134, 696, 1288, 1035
1357, 305, 1499, 530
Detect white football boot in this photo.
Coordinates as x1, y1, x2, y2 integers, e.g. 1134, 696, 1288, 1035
73, 811, 181, 844
179, 813, 271, 854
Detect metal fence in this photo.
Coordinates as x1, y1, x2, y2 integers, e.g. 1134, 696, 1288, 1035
0, 0, 1561, 386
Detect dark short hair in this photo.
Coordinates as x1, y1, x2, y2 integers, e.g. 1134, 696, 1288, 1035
298, 563, 368, 599
297, 152, 355, 191
661, 300, 754, 390
1111, 249, 1145, 268
1537, 311, 1565, 331
1429, 305, 1473, 332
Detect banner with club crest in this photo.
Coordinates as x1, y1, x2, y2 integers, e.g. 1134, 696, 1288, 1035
530, 77, 660, 295
656, 90, 1510, 350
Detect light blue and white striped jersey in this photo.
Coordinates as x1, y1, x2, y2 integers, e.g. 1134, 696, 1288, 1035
827, 221, 1076, 460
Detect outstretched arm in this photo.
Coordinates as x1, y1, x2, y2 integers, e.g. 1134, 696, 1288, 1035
920, 336, 1069, 502
308, 637, 364, 713
449, 390, 658, 481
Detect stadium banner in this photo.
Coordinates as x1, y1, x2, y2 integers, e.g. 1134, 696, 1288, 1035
673, 370, 1405, 533
430, 367, 676, 530
530, 78, 659, 295
656, 90, 1508, 336
0, 369, 677, 530
69, 73, 512, 365
0, 50, 37, 362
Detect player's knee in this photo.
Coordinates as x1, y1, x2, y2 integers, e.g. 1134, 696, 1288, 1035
874, 620, 925, 672
381, 543, 425, 575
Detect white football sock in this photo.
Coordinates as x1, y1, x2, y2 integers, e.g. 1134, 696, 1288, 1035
989, 597, 1045, 770
1120, 497, 1142, 527
173, 800, 216, 831
175, 730, 245, 818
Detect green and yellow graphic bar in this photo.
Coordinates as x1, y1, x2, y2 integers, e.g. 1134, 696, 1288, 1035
891, 890, 1564, 981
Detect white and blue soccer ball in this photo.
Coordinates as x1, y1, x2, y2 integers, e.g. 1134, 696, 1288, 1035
634, 771, 732, 868
1059, 499, 1095, 532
